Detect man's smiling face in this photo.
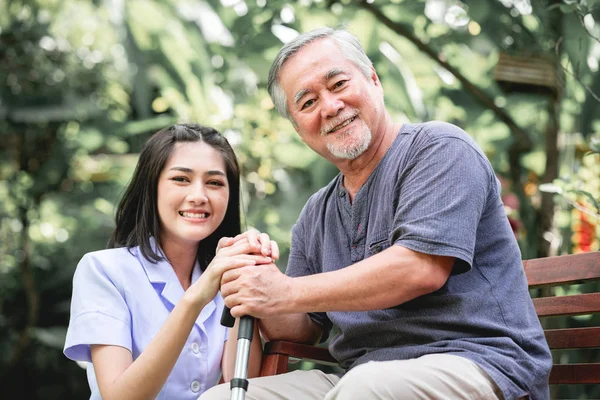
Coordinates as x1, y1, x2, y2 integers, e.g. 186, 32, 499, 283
279, 38, 385, 162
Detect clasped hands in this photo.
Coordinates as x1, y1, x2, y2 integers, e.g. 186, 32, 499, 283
214, 229, 291, 319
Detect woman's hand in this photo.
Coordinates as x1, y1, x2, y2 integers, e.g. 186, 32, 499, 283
186, 239, 272, 306
216, 228, 280, 260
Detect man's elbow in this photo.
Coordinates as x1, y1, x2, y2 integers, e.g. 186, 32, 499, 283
419, 256, 454, 294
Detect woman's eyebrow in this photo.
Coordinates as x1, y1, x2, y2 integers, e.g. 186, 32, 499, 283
168, 166, 193, 173
167, 167, 225, 176
206, 170, 226, 176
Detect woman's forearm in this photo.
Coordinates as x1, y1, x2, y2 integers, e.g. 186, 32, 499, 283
93, 293, 209, 400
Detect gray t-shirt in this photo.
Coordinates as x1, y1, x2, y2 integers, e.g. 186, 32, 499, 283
286, 121, 552, 400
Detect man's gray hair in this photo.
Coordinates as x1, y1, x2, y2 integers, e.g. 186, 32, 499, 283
267, 27, 373, 121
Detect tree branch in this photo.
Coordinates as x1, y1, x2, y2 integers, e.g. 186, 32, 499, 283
357, 0, 533, 152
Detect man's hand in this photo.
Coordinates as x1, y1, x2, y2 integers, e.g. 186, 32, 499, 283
220, 262, 293, 318
186, 239, 272, 307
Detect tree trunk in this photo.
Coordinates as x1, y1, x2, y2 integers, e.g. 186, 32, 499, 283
537, 0, 563, 258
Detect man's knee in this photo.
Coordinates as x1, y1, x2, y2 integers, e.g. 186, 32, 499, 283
326, 362, 385, 399
329, 356, 502, 400
328, 358, 451, 399
198, 382, 230, 400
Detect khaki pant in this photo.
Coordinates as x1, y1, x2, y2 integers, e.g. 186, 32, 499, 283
200, 354, 504, 400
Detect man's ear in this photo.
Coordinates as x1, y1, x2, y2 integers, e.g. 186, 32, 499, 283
370, 66, 381, 87
370, 66, 384, 96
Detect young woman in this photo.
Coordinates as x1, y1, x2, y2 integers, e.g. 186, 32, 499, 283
64, 124, 274, 400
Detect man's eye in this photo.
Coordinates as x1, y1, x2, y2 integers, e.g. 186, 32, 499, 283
333, 80, 347, 89
301, 99, 315, 110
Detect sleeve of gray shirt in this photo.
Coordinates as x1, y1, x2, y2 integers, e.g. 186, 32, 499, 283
391, 125, 494, 274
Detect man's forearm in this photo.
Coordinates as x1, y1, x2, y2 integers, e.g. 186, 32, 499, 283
258, 313, 322, 344
286, 246, 454, 314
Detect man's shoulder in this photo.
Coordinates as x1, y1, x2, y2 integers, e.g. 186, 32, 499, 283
400, 121, 486, 162
405, 121, 472, 141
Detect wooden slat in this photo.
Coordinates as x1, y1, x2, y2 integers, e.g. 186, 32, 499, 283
259, 353, 290, 376
524, 252, 600, 287
549, 364, 600, 384
545, 327, 600, 349
263, 341, 337, 365
533, 293, 600, 317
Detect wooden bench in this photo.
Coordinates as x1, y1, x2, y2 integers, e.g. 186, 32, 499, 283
259, 252, 600, 392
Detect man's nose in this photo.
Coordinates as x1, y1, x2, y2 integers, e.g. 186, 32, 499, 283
320, 93, 344, 119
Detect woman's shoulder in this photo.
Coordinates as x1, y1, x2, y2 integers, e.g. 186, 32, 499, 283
76, 247, 141, 280
81, 246, 137, 264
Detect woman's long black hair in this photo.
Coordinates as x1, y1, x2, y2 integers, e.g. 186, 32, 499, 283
108, 124, 241, 271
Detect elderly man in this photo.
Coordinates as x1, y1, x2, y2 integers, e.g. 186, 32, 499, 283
202, 27, 551, 400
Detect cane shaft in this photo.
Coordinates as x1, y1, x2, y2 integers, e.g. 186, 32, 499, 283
230, 316, 254, 400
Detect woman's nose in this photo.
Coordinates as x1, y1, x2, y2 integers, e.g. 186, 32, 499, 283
187, 183, 208, 204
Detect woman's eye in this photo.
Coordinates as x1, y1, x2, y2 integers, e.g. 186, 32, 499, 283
208, 180, 225, 187
171, 176, 188, 182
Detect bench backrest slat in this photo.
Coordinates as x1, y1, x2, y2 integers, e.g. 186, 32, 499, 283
549, 364, 600, 384
532, 292, 600, 317
524, 252, 600, 287
544, 327, 600, 349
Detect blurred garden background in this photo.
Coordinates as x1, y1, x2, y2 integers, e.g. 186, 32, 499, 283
1, 0, 599, 398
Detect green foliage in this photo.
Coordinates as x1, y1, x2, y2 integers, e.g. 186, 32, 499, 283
1, 0, 600, 398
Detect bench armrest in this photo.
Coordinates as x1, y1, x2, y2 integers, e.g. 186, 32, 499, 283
260, 340, 338, 377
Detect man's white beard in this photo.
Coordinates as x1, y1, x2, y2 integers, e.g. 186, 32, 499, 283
326, 127, 372, 160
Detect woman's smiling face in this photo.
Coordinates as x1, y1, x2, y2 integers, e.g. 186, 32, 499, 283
157, 141, 229, 249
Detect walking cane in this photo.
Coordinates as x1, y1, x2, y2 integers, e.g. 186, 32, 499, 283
221, 307, 254, 400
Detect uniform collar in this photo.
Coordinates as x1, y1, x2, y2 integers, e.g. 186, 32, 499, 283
136, 238, 216, 327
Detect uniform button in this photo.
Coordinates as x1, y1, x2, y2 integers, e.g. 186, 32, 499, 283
191, 342, 200, 354
191, 381, 201, 393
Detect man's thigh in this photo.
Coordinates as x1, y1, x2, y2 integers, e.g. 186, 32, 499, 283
199, 369, 340, 400
324, 354, 503, 400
